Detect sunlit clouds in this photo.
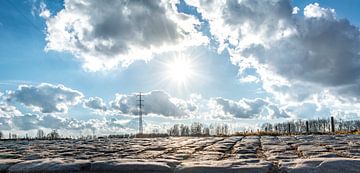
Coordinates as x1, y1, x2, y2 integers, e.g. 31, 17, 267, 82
1, 0, 360, 135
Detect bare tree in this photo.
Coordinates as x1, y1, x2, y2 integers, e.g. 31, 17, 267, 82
203, 127, 210, 136
180, 124, 190, 136
168, 124, 180, 136
264, 117, 360, 134
152, 128, 159, 134
214, 124, 229, 136
191, 122, 203, 136
0, 131, 2, 139
47, 130, 60, 140
261, 123, 273, 132
37, 129, 45, 139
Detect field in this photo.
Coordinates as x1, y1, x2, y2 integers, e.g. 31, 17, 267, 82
1, 135, 360, 172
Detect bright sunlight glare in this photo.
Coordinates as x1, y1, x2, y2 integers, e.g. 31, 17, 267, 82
166, 57, 194, 85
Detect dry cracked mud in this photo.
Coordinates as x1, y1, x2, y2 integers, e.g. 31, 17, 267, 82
1, 135, 360, 173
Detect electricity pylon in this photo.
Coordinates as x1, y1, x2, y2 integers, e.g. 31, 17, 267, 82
137, 92, 144, 134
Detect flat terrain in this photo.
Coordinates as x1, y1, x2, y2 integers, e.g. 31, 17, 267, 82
1, 135, 360, 172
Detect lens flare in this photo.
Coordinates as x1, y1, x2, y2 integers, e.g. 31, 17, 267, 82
166, 57, 194, 85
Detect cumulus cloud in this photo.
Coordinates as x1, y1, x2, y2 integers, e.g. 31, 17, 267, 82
0, 85, 293, 133
0, 114, 65, 131
110, 90, 197, 117
0, 103, 22, 118
39, 1, 51, 19
11, 114, 42, 131
304, 3, 335, 19
186, 0, 294, 52
84, 97, 107, 111
5, 114, 161, 136
188, 0, 360, 110
43, 0, 208, 71
0, 110, 108, 134
8, 83, 83, 113
0, 92, 21, 118
209, 97, 289, 119
292, 6, 300, 14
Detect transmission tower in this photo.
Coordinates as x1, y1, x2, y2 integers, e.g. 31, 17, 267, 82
137, 92, 144, 134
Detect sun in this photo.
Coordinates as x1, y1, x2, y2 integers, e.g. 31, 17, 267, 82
166, 57, 194, 85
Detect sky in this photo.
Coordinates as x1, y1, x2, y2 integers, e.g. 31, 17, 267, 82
1, 0, 360, 137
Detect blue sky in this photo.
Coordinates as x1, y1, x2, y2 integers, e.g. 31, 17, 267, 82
1, 0, 360, 136
0, 0, 258, 99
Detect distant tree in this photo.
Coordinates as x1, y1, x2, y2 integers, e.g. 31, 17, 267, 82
209, 124, 216, 135
354, 121, 360, 131
180, 124, 190, 136
168, 124, 180, 136
215, 125, 221, 135
152, 128, 160, 134
91, 128, 96, 137
86, 135, 93, 139
264, 117, 360, 134
0, 131, 2, 139
223, 124, 229, 135
47, 130, 60, 140
261, 123, 273, 132
190, 122, 203, 136
214, 124, 229, 136
167, 123, 231, 137
203, 127, 210, 136
37, 129, 45, 139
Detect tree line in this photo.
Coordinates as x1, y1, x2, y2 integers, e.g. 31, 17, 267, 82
167, 122, 229, 136
0, 129, 63, 140
2, 117, 360, 140
261, 117, 360, 134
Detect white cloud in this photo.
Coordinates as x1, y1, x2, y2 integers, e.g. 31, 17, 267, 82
292, 6, 300, 14
12, 114, 42, 131
188, 0, 360, 117
209, 97, 289, 119
39, 1, 51, 19
110, 90, 197, 117
0, 113, 133, 135
1, 83, 297, 134
304, 3, 335, 19
84, 97, 107, 112
0, 92, 21, 118
239, 75, 259, 83
0, 103, 21, 118
30, 0, 37, 16
186, 0, 294, 52
43, 0, 208, 71
0, 114, 66, 131
8, 83, 83, 113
